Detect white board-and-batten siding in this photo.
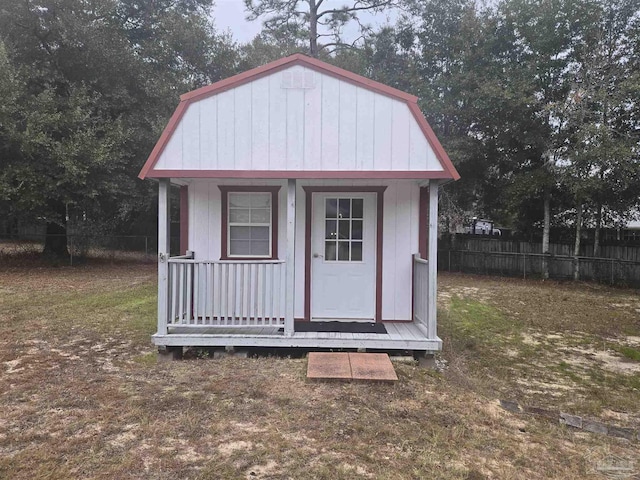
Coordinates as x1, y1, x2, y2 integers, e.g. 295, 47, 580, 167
154, 65, 443, 173
187, 179, 420, 321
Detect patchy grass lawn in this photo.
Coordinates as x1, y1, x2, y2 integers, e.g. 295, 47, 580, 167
0, 263, 638, 479
439, 274, 640, 422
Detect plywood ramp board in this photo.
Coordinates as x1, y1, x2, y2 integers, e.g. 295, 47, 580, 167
306, 352, 397, 382
349, 353, 398, 382
306, 352, 352, 380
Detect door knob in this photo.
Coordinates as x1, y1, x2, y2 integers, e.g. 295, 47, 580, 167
313, 253, 324, 258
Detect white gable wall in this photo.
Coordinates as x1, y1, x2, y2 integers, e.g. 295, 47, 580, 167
155, 65, 443, 173
186, 178, 420, 321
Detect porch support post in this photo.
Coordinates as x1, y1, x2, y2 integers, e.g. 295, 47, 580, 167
157, 178, 171, 336
284, 179, 296, 336
427, 179, 439, 339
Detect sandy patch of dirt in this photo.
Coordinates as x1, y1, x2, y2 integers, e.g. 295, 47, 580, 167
245, 460, 280, 479
218, 440, 255, 457
109, 429, 138, 448
340, 463, 374, 478
4, 359, 24, 374
623, 336, 640, 346
521, 332, 542, 346
566, 346, 640, 375
232, 422, 268, 434
516, 378, 576, 397
438, 285, 494, 307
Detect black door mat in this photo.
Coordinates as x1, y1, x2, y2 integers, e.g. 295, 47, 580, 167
293, 321, 387, 334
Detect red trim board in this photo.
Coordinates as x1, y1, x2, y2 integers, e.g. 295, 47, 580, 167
419, 186, 429, 259
180, 186, 189, 255
146, 170, 453, 180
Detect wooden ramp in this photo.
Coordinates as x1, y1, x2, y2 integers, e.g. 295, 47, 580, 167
306, 352, 398, 382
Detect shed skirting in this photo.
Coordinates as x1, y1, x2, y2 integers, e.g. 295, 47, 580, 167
153, 322, 441, 351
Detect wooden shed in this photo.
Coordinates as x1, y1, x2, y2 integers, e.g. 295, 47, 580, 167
139, 54, 460, 354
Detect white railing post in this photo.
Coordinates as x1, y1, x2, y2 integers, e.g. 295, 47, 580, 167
157, 178, 170, 336
413, 253, 419, 323
284, 179, 296, 336
413, 253, 429, 329
427, 180, 439, 339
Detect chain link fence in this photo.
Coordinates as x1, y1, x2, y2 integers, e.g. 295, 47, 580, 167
0, 234, 180, 265
438, 250, 640, 287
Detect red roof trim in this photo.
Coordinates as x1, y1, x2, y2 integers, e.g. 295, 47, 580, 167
138, 53, 460, 181
407, 103, 460, 181
180, 54, 418, 104
146, 169, 453, 179
138, 100, 188, 180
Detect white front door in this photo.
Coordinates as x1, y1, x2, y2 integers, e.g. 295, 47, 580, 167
311, 193, 377, 321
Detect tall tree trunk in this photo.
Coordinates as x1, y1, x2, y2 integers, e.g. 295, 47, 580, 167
573, 202, 583, 281
593, 202, 602, 257
309, 0, 318, 57
42, 200, 69, 258
541, 188, 551, 279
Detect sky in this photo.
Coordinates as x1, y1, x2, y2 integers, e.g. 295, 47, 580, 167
213, 0, 262, 42
212, 0, 399, 44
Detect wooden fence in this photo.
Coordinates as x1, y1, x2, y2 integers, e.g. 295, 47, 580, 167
444, 235, 640, 262
437, 235, 640, 286
438, 249, 640, 287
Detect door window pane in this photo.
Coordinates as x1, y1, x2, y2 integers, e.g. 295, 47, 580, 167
351, 241, 362, 261
351, 220, 363, 240
326, 198, 337, 218
338, 199, 350, 218
338, 220, 350, 239
325, 241, 336, 261
325, 220, 337, 239
352, 199, 363, 219
338, 241, 350, 261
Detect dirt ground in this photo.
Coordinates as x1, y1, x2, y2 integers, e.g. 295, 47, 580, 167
0, 262, 638, 479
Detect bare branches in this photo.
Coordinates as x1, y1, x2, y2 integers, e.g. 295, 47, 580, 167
244, 0, 398, 57
316, 0, 398, 19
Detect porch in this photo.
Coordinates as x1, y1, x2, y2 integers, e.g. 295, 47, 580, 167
152, 253, 440, 351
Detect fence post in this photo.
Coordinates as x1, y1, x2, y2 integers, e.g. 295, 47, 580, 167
523, 253, 526, 279
69, 235, 73, 266
610, 258, 614, 285
145, 236, 148, 258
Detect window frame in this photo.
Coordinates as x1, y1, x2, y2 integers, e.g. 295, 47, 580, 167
219, 186, 281, 260
322, 196, 365, 263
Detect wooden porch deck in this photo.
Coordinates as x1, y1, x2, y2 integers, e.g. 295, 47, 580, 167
154, 322, 441, 351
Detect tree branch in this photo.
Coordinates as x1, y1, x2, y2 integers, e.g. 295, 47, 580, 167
316, 1, 397, 19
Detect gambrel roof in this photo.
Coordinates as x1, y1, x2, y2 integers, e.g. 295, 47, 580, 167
139, 54, 459, 180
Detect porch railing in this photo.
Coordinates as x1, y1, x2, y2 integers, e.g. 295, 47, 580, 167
168, 258, 286, 327
413, 253, 430, 334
